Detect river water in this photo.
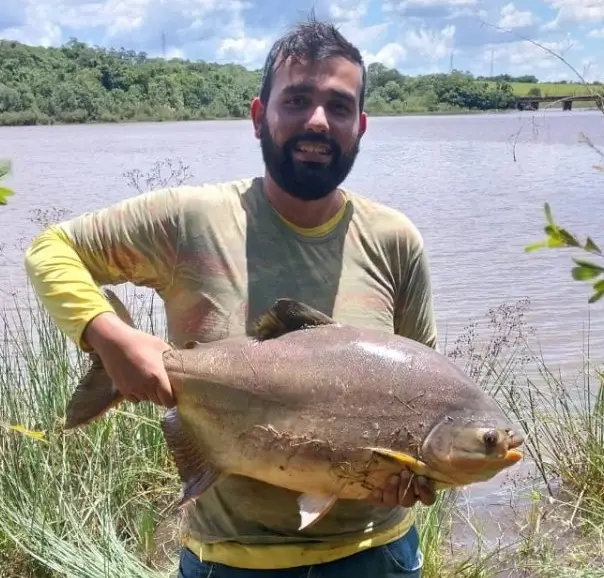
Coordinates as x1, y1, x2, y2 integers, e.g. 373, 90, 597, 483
1, 111, 603, 555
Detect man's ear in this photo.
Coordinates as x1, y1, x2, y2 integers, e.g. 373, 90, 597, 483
359, 111, 367, 137
251, 97, 264, 139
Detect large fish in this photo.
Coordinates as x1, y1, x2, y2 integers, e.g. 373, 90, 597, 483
65, 289, 524, 530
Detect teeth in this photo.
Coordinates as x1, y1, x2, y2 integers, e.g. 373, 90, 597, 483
297, 144, 330, 154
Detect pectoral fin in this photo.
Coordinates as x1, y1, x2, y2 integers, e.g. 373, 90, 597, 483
253, 299, 337, 341
162, 408, 221, 507
367, 447, 457, 488
297, 493, 337, 531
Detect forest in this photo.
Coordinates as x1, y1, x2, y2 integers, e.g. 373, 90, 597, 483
0, 37, 591, 125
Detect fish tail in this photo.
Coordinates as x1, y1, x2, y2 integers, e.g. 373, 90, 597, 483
64, 288, 133, 429
64, 352, 123, 429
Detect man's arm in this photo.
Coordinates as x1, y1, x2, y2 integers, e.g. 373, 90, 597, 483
24, 186, 183, 351
24, 186, 188, 406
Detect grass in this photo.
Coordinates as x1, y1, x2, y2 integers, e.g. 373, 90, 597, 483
505, 82, 600, 97
0, 289, 181, 577
484, 81, 603, 109
0, 282, 602, 578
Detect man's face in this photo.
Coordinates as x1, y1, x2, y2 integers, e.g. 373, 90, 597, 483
254, 55, 367, 201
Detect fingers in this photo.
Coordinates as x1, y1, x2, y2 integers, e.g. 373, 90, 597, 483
366, 470, 436, 508
122, 375, 173, 408
414, 475, 437, 506
397, 471, 420, 508
156, 376, 176, 408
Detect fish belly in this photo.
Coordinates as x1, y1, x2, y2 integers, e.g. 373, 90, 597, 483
223, 423, 407, 500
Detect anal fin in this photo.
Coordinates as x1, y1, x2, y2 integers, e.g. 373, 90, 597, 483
161, 408, 221, 507
297, 493, 338, 531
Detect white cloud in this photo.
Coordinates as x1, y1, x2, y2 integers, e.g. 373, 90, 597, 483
385, 0, 476, 9
403, 24, 455, 58
363, 43, 407, 68
543, 0, 604, 25
480, 35, 587, 80
0, 0, 602, 81
498, 3, 535, 28
339, 22, 390, 49
329, 0, 369, 22
165, 47, 185, 60
216, 35, 271, 66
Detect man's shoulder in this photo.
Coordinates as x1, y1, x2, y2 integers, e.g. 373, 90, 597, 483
344, 188, 425, 251
165, 176, 258, 207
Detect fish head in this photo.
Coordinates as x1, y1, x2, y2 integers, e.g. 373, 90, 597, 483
420, 409, 525, 485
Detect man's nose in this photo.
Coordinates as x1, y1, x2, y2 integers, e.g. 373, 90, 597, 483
305, 105, 329, 133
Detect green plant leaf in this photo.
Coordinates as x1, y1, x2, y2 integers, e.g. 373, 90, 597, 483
524, 240, 549, 253
571, 265, 601, 281
585, 237, 602, 255
0, 186, 14, 205
572, 258, 604, 274
546, 235, 566, 249
5, 424, 48, 443
593, 279, 604, 293
544, 202, 555, 228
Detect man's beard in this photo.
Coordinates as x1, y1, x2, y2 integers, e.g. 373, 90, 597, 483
259, 120, 360, 201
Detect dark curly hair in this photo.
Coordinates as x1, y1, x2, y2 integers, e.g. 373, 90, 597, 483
259, 13, 367, 112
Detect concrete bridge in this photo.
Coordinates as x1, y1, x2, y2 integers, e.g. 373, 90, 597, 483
515, 94, 603, 111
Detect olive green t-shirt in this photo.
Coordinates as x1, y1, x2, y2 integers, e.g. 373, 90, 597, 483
24, 176, 438, 569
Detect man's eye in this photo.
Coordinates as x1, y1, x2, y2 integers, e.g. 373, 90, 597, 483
331, 102, 350, 114
285, 96, 308, 107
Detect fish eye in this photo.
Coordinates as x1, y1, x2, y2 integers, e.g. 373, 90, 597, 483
483, 430, 499, 447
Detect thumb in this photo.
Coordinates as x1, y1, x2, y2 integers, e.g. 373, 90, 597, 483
156, 369, 175, 408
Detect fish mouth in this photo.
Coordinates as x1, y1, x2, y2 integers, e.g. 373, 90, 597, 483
505, 448, 523, 464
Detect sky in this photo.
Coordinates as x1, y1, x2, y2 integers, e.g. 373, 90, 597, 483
1, 0, 604, 82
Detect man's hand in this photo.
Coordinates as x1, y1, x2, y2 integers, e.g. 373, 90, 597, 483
368, 470, 436, 508
83, 312, 175, 407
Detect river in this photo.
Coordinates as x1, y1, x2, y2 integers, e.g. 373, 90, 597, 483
1, 110, 603, 557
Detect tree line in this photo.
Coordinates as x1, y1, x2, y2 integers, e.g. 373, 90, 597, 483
0, 38, 556, 126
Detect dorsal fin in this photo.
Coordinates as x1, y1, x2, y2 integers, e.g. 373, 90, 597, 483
253, 298, 336, 341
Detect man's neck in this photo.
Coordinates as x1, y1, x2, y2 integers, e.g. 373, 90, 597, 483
262, 173, 345, 229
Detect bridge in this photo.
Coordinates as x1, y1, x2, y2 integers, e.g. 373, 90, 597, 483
515, 94, 603, 111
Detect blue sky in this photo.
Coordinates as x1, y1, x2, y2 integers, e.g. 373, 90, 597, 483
1, 0, 603, 81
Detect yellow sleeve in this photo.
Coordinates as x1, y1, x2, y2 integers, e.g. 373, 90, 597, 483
24, 226, 116, 351
24, 187, 184, 351
392, 231, 438, 350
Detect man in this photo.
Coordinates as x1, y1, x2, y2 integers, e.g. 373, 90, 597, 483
25, 16, 438, 578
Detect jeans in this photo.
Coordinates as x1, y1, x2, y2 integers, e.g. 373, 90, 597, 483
177, 525, 422, 577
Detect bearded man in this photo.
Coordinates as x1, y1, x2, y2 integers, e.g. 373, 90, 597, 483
25, 15, 438, 578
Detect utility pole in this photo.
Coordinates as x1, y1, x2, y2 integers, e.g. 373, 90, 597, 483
161, 32, 166, 58
490, 49, 494, 77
